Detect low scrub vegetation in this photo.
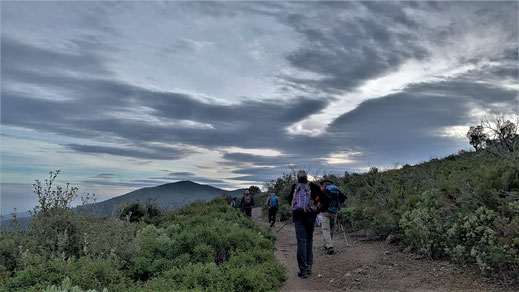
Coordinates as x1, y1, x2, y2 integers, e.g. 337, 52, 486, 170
263, 118, 518, 284
1, 172, 285, 291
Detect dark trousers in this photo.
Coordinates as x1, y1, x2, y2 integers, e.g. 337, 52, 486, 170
268, 206, 278, 223
244, 208, 252, 217
294, 216, 315, 273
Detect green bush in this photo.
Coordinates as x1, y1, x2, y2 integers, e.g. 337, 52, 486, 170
1, 177, 286, 292
278, 150, 519, 283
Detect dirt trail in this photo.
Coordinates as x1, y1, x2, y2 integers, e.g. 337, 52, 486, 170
252, 208, 513, 292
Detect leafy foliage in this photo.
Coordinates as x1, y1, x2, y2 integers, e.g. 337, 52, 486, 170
1, 175, 285, 291
331, 150, 519, 283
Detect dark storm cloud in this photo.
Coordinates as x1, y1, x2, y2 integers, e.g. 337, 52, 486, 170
2, 2, 517, 175
81, 179, 156, 188
324, 77, 518, 166
168, 172, 195, 177
278, 2, 429, 94
222, 153, 293, 166
148, 172, 226, 185
1, 35, 112, 77
94, 173, 116, 179
65, 144, 193, 160
1, 37, 331, 160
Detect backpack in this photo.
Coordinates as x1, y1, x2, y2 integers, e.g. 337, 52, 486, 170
270, 196, 278, 207
326, 185, 342, 213
230, 200, 238, 208
292, 183, 317, 213
243, 195, 253, 208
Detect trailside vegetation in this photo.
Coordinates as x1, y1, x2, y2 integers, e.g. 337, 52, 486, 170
0, 172, 285, 291
264, 117, 518, 284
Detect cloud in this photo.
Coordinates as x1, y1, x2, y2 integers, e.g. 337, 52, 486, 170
1, 1, 517, 199
94, 173, 116, 179
277, 2, 429, 94
65, 144, 194, 160
1, 37, 332, 161
325, 74, 518, 166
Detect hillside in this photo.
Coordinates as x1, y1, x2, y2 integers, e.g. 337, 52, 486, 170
0, 199, 285, 291
265, 149, 519, 285
80, 180, 245, 217
1, 180, 245, 230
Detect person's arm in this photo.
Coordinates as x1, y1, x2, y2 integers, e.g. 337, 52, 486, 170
251, 197, 254, 206
265, 197, 270, 206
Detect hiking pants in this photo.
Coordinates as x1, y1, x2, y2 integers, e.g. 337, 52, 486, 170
322, 212, 337, 248
244, 208, 252, 217
294, 216, 315, 273
268, 206, 278, 223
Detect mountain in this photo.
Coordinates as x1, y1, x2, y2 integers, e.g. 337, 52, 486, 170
1, 180, 245, 229
80, 180, 245, 217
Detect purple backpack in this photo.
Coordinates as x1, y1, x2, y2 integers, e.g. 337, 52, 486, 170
291, 183, 317, 212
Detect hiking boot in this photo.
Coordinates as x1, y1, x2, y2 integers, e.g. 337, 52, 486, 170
297, 270, 309, 278
326, 247, 335, 255
270, 222, 274, 227
306, 269, 312, 275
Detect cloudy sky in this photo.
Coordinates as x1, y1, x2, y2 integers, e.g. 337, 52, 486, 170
1, 1, 518, 213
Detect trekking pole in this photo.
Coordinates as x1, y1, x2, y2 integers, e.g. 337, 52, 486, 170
337, 217, 352, 247
275, 217, 293, 234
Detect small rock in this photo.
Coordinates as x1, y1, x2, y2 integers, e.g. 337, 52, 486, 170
317, 274, 322, 278
384, 250, 391, 255
385, 234, 394, 243
330, 279, 334, 283
354, 278, 360, 282
344, 272, 352, 277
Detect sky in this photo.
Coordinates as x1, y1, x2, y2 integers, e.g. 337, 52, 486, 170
1, 1, 518, 214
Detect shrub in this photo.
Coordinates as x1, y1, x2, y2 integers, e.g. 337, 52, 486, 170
1, 173, 286, 291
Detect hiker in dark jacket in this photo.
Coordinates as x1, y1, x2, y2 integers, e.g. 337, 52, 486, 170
320, 180, 347, 255
265, 192, 279, 227
230, 197, 239, 209
240, 190, 254, 217
288, 170, 330, 278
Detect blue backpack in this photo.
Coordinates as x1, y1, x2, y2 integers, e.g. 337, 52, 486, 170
326, 185, 342, 213
270, 196, 278, 207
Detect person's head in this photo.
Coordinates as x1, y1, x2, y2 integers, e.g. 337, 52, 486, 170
244, 190, 250, 196
270, 192, 276, 197
296, 170, 308, 183
233, 197, 237, 201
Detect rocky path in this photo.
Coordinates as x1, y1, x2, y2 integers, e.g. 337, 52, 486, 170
252, 208, 513, 291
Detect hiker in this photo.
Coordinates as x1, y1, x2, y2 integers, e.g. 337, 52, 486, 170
265, 192, 279, 227
320, 180, 347, 255
288, 170, 330, 278
230, 197, 239, 209
240, 190, 254, 217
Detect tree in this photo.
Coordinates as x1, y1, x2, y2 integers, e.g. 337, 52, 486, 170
481, 115, 519, 169
248, 185, 261, 196
466, 125, 487, 151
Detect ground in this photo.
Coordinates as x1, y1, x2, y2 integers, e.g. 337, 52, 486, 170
251, 208, 515, 292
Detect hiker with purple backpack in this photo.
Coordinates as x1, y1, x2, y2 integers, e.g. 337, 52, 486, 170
288, 170, 330, 279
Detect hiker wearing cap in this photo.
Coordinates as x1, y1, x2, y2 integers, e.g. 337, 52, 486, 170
265, 192, 279, 227
320, 180, 347, 255
240, 190, 254, 217
288, 170, 330, 278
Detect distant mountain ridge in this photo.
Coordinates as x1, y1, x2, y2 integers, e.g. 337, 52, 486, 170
80, 180, 245, 217
1, 180, 245, 229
